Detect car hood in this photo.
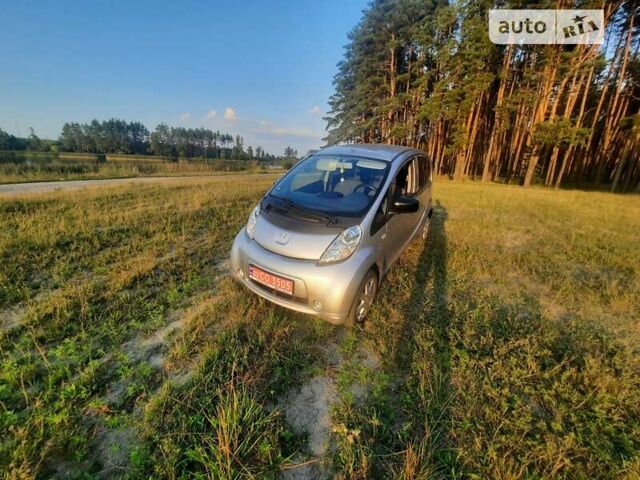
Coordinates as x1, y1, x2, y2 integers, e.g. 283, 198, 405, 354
252, 212, 343, 260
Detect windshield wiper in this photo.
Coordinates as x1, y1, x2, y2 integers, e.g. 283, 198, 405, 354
280, 197, 333, 224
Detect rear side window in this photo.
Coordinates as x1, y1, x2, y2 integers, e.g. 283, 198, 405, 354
418, 155, 431, 188
407, 159, 420, 194
394, 155, 431, 197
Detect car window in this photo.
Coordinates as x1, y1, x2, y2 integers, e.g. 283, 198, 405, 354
270, 154, 389, 217
371, 154, 428, 235
394, 158, 420, 197
371, 190, 389, 235
394, 156, 432, 197
418, 155, 432, 188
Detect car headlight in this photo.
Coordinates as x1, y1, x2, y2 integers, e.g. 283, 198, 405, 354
245, 204, 260, 239
318, 225, 362, 264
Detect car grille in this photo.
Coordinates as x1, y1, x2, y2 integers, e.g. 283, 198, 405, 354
248, 279, 308, 305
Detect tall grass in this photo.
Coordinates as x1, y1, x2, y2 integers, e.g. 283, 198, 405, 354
1, 178, 639, 478
0, 153, 281, 184
330, 182, 640, 479
139, 314, 320, 479
0, 177, 294, 476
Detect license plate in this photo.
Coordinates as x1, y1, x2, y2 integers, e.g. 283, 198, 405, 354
248, 265, 294, 295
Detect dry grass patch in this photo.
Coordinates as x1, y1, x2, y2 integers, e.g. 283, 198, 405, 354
1, 177, 639, 478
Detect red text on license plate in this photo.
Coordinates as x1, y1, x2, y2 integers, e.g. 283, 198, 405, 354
248, 265, 294, 295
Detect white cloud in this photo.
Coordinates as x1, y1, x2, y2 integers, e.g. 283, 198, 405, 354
224, 107, 237, 121
180, 113, 191, 122
205, 109, 217, 119
192, 113, 323, 156
267, 126, 320, 138
247, 119, 320, 139
308, 106, 322, 115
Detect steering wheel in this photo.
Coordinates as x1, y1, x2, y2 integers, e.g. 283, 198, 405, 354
354, 183, 376, 195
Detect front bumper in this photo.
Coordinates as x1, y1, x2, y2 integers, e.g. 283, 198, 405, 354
229, 229, 368, 324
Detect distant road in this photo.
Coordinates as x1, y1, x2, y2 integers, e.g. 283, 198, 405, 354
0, 173, 280, 197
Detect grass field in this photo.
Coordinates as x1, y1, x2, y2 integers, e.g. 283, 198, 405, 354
1, 176, 639, 479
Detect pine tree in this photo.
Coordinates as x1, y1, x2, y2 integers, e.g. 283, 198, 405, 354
325, 0, 640, 191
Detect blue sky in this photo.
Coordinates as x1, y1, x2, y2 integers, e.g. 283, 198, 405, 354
0, 0, 368, 154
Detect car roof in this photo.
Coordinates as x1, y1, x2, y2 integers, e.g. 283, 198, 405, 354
317, 143, 417, 162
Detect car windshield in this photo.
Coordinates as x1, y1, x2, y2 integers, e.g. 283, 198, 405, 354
270, 154, 389, 217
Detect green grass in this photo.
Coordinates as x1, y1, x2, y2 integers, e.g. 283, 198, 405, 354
331, 183, 640, 479
139, 316, 318, 478
0, 178, 639, 478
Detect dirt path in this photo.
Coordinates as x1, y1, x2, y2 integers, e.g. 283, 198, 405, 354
278, 331, 380, 479
0, 173, 280, 196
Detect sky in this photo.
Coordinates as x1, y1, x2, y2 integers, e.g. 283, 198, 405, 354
0, 0, 368, 155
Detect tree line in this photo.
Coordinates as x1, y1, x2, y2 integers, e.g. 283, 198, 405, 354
58, 119, 281, 161
1, 121, 301, 162
0, 127, 54, 153
326, 0, 640, 192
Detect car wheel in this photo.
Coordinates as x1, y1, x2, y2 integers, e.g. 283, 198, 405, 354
346, 269, 378, 326
421, 218, 430, 241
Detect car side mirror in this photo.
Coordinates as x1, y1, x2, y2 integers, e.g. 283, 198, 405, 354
390, 195, 419, 214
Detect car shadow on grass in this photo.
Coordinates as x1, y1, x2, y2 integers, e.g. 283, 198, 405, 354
395, 199, 458, 472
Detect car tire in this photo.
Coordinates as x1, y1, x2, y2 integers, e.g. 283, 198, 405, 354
345, 269, 378, 326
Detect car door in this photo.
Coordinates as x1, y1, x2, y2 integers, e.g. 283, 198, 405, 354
384, 156, 424, 267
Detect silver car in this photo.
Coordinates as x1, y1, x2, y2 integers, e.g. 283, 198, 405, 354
230, 144, 433, 325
